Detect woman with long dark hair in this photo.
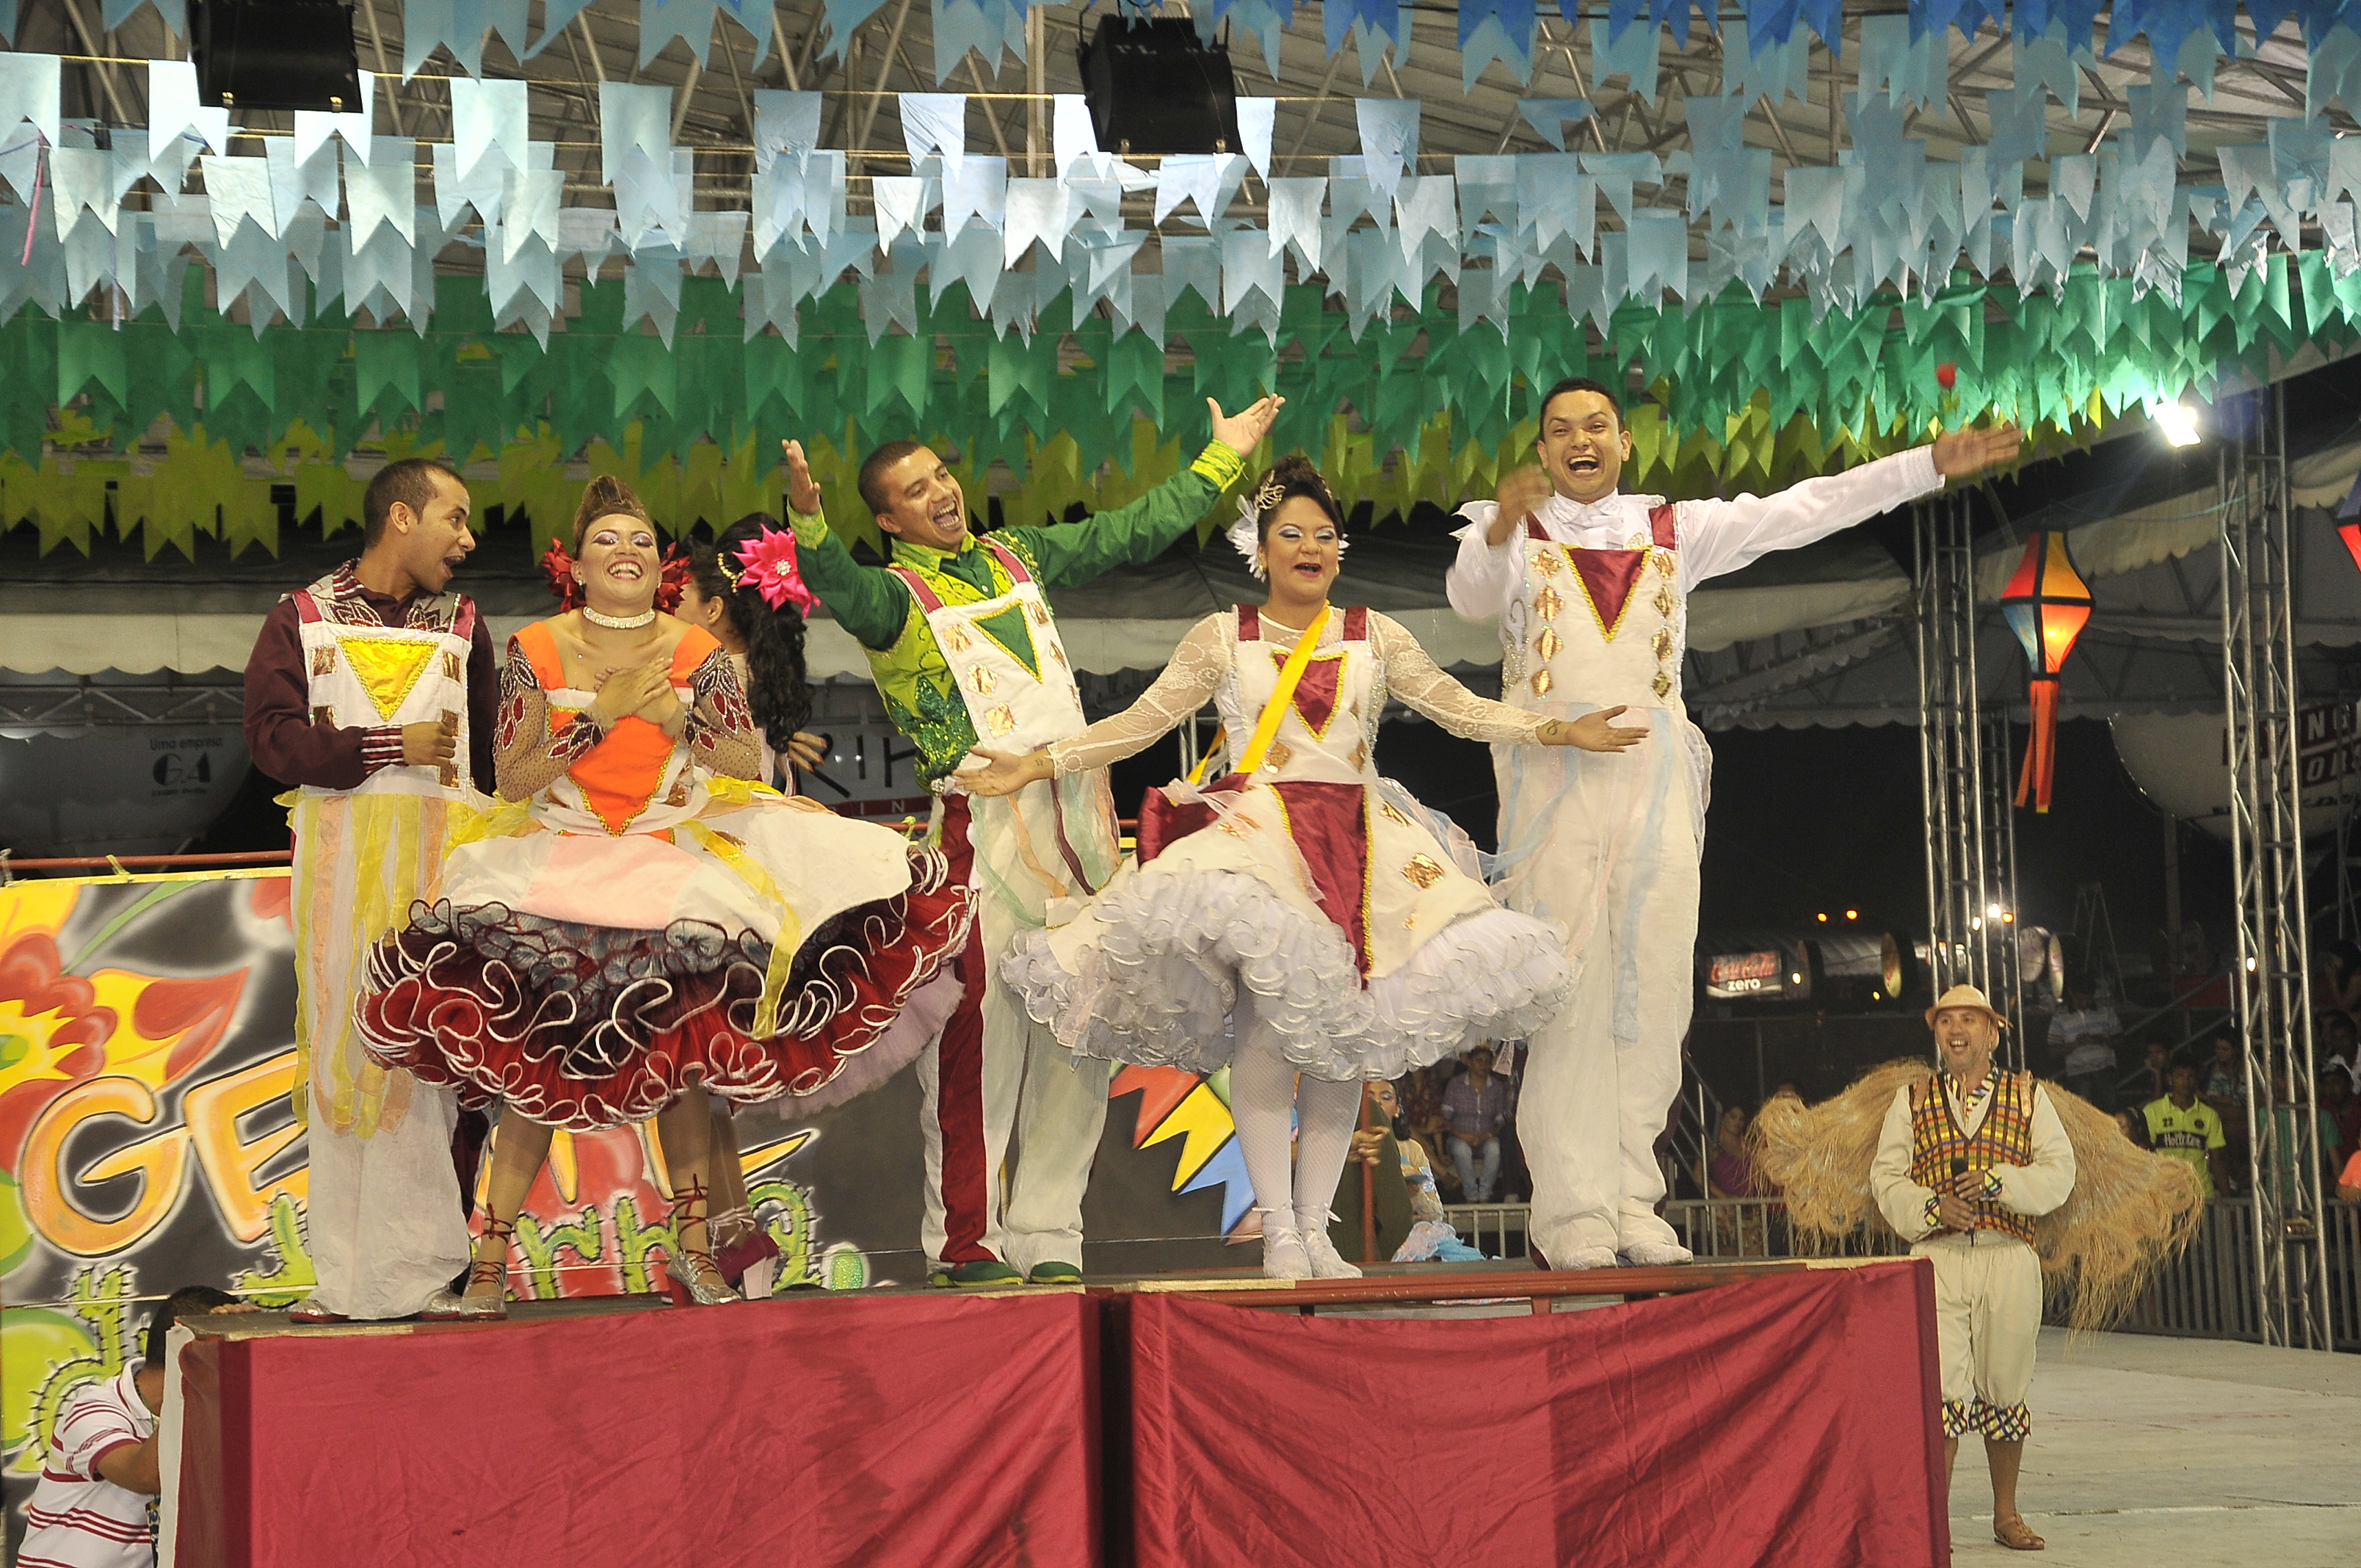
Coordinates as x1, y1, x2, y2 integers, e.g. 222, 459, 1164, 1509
964, 455, 1643, 1279
358, 478, 973, 1315
677, 512, 827, 789
674, 513, 838, 1293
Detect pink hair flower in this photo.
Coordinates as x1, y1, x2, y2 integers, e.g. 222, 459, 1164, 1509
731, 525, 819, 616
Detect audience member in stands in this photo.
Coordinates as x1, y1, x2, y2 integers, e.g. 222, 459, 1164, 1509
1440, 1046, 1511, 1203
2320, 1068, 2360, 1177
2319, 1011, 2361, 1091
2119, 1041, 2173, 1108
1705, 1104, 1758, 1197
2319, 940, 2361, 1020
2145, 1063, 2230, 1199
2338, 1146, 2361, 1202
19, 1287, 254, 1568
1353, 1080, 1485, 1262
2047, 984, 2123, 1111
2199, 1031, 2247, 1117
2114, 1108, 2149, 1149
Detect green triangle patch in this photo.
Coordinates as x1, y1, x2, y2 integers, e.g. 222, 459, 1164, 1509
972, 603, 1040, 680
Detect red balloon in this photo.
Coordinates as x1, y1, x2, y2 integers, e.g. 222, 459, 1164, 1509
1936, 360, 1957, 390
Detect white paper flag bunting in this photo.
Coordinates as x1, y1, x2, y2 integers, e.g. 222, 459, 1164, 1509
1355, 98, 1420, 198
753, 90, 823, 174
294, 73, 374, 167
1004, 177, 1071, 265
872, 175, 930, 250
148, 60, 229, 165
346, 142, 417, 247
1236, 97, 1276, 178
1052, 93, 1101, 179
1266, 177, 1325, 272
267, 136, 343, 233
504, 167, 563, 263
0, 53, 62, 149
601, 81, 672, 187
900, 93, 967, 176
200, 154, 278, 247
943, 154, 1007, 234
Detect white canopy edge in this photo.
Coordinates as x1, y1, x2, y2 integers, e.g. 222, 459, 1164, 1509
1, 577, 1927, 680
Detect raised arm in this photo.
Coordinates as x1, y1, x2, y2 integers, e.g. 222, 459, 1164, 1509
960, 616, 1232, 794
1678, 424, 2022, 587
777, 504, 915, 652
1011, 398, 1279, 588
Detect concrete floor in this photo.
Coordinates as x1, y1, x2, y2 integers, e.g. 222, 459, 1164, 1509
1949, 1329, 2361, 1565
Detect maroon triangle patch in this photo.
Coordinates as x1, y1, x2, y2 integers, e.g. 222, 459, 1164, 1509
1566, 548, 1649, 642
1267, 649, 1345, 737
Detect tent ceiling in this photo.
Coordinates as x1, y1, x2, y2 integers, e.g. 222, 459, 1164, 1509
15, 4, 2345, 264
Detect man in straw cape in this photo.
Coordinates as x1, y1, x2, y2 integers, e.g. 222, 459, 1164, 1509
1755, 984, 2203, 1555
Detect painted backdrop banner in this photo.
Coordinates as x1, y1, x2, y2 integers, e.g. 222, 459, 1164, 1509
1, 868, 1254, 1558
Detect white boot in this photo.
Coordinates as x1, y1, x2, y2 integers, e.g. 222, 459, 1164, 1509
1296, 1209, 1364, 1279
1258, 1211, 1312, 1280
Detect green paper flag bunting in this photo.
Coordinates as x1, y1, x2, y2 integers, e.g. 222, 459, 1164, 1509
0, 256, 2347, 562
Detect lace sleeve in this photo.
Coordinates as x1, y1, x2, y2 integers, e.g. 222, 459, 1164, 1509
1046, 615, 1231, 777
684, 648, 766, 782
493, 637, 603, 802
1369, 614, 1551, 744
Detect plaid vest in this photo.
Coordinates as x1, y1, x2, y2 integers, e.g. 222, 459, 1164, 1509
1908, 1070, 2039, 1244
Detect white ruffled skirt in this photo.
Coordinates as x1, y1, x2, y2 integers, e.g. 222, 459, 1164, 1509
1006, 776, 1573, 1082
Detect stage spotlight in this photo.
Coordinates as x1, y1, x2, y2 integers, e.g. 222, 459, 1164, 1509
1815, 912, 1828, 923
192, 0, 361, 112
1077, 15, 1242, 156
1844, 909, 1858, 921
2157, 401, 2201, 447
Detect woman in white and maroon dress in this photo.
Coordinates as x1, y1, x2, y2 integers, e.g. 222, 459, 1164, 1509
964, 457, 1643, 1280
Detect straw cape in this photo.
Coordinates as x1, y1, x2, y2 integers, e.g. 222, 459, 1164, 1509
1750, 1060, 2205, 1332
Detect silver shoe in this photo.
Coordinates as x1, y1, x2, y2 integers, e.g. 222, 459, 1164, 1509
667, 1251, 743, 1305
420, 1286, 507, 1321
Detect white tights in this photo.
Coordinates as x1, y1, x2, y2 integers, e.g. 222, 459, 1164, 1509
1228, 990, 1363, 1235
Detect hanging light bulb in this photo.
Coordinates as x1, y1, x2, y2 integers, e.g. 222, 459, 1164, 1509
2156, 401, 2201, 447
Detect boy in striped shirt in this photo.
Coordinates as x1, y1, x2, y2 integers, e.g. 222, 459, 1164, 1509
19, 1288, 245, 1568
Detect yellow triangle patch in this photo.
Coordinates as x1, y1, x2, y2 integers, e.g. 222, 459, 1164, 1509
334, 632, 440, 722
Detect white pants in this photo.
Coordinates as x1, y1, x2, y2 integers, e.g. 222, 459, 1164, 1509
918, 791, 1111, 1274
301, 1081, 471, 1318
1495, 721, 1699, 1260
1919, 1231, 2043, 1440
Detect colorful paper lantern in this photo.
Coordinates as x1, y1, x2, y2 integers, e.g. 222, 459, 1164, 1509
1999, 530, 2093, 814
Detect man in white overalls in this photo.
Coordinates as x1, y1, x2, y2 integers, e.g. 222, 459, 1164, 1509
1446, 377, 2020, 1268
781, 396, 1278, 1285
242, 458, 496, 1318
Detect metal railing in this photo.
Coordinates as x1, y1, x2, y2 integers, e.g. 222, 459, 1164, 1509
2119, 1198, 2361, 1350
1443, 1203, 1531, 1260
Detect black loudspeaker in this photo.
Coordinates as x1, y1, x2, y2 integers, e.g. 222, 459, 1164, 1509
1076, 15, 1241, 158
191, 0, 362, 112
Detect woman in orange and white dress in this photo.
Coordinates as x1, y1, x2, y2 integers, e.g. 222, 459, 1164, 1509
358, 479, 971, 1314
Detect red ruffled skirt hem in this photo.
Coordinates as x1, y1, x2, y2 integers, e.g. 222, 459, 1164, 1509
357, 852, 973, 1131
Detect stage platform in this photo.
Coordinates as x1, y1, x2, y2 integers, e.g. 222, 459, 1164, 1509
1961, 1327, 2361, 1565
171, 1257, 1949, 1568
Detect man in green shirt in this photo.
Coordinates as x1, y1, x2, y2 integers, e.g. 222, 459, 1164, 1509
780, 394, 1280, 1285
2144, 1061, 2230, 1198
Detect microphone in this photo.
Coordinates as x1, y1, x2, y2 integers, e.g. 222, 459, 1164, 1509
1951, 1157, 1969, 1180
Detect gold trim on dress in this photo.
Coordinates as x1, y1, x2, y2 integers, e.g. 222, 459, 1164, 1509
1402, 853, 1446, 890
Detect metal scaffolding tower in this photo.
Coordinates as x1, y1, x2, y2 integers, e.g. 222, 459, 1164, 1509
2219, 383, 2331, 1351
1916, 491, 2023, 1068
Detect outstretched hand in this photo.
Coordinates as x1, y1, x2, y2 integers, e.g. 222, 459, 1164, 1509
1930, 422, 2024, 481
779, 439, 824, 517
1545, 706, 1650, 752
959, 745, 1052, 797
1209, 394, 1285, 457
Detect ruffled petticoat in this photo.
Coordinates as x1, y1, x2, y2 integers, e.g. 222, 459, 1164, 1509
358, 800, 973, 1131
1006, 777, 1572, 1082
